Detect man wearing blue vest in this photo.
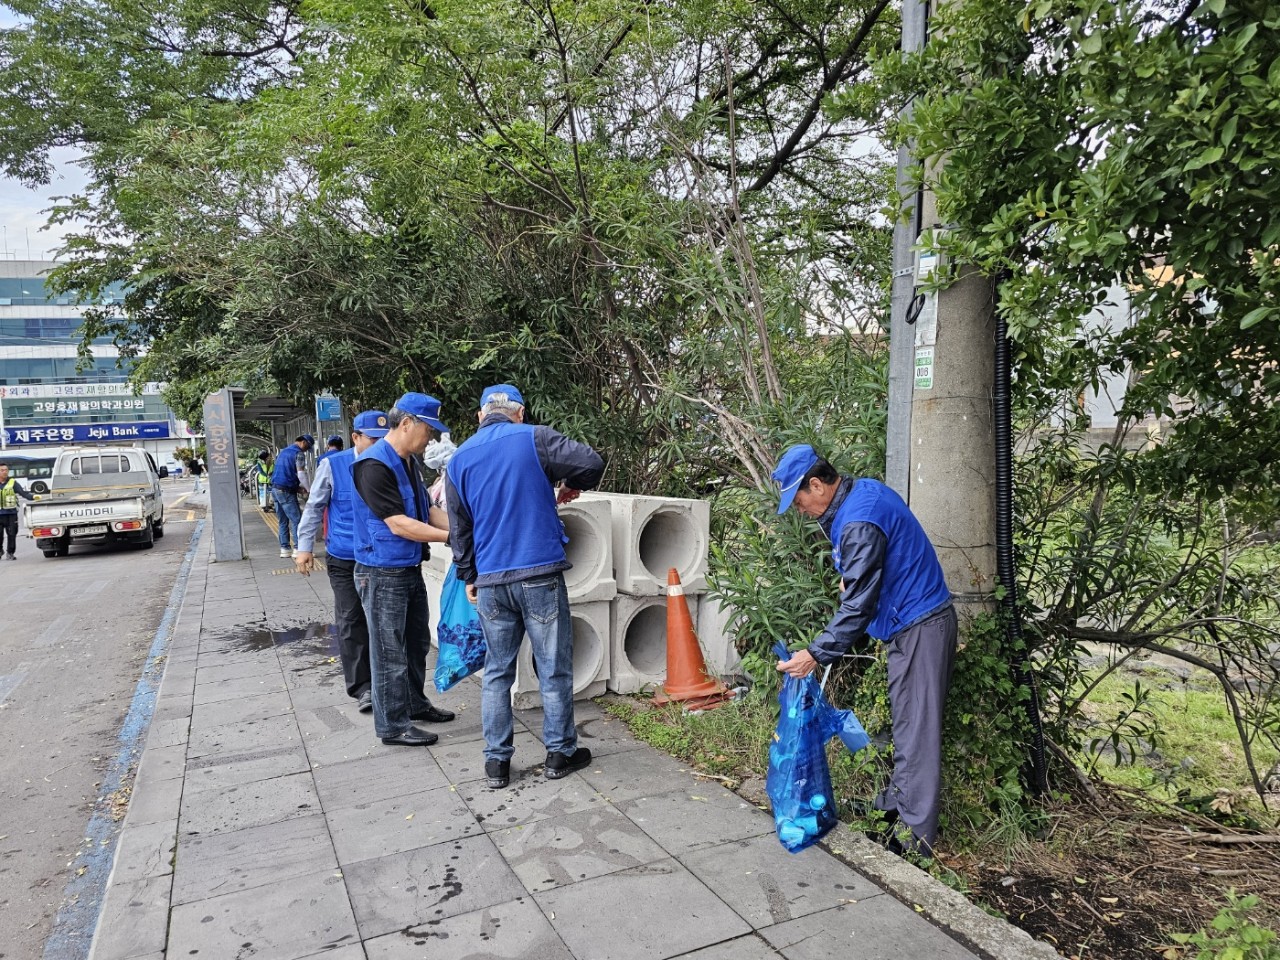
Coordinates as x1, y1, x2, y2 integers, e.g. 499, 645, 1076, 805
319, 435, 344, 464
352, 394, 455, 747
445, 383, 605, 790
271, 434, 314, 559
294, 411, 389, 714
772, 444, 957, 858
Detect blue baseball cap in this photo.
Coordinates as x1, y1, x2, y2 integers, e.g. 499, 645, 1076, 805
299, 434, 315, 445
352, 410, 390, 438
326, 435, 343, 447
394, 393, 449, 433
480, 383, 524, 408
771, 444, 820, 514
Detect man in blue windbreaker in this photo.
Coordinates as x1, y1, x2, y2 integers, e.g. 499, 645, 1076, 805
351, 394, 455, 747
445, 383, 605, 790
271, 434, 314, 558
772, 444, 957, 858
294, 411, 389, 714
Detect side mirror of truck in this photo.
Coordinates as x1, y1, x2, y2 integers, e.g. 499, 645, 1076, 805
158, 466, 169, 479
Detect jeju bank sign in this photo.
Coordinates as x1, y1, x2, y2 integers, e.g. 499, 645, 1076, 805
1, 420, 172, 446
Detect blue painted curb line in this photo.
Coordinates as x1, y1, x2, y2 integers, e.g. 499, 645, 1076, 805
42, 520, 206, 960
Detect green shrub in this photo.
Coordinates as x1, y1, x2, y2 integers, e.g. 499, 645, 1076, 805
1171, 892, 1280, 960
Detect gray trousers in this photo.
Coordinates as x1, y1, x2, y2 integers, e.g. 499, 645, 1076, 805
875, 603, 958, 852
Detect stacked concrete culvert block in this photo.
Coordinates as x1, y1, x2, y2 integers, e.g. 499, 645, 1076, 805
585, 492, 710, 596
695, 595, 743, 678
512, 600, 611, 709
559, 497, 616, 602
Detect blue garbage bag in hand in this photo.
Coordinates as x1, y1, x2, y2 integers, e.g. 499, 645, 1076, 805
767, 643, 871, 853
433, 566, 486, 692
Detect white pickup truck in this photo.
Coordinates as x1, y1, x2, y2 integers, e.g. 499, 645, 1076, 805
24, 446, 166, 557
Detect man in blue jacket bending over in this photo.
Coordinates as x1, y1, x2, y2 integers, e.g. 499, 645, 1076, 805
445, 383, 605, 790
773, 444, 957, 858
271, 434, 313, 558
351, 394, 455, 747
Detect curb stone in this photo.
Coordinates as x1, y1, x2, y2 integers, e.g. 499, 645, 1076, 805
731, 773, 1063, 960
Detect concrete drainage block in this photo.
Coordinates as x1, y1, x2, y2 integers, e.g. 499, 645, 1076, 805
584, 492, 709, 596
559, 497, 617, 603
512, 600, 611, 709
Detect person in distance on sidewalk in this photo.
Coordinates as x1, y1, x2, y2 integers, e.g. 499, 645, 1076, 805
772, 444, 957, 859
445, 383, 605, 789
295, 411, 388, 715
351, 394, 455, 747
271, 434, 314, 558
0, 463, 34, 560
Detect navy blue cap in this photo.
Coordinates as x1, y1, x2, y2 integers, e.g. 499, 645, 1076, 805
352, 410, 390, 438
480, 383, 524, 408
299, 434, 315, 445
394, 393, 449, 433
326, 435, 343, 447
771, 444, 820, 514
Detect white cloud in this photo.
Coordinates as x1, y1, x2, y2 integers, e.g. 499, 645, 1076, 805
0, 148, 92, 261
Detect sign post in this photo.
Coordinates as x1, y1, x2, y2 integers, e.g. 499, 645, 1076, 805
202, 388, 245, 562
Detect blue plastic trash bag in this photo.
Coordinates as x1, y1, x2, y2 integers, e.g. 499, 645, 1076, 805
767, 643, 871, 853
433, 566, 486, 692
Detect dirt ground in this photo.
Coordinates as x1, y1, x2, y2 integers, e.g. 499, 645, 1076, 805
942, 799, 1280, 960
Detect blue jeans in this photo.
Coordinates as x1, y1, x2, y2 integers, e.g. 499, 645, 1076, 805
355, 563, 432, 738
477, 573, 576, 762
272, 488, 302, 549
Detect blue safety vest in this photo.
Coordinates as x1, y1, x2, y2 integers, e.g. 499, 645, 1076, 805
448, 420, 568, 578
325, 449, 357, 562
351, 438, 426, 568
829, 479, 952, 641
271, 445, 303, 490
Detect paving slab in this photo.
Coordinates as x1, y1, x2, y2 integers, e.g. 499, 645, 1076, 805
458, 766, 607, 831
432, 729, 543, 784
491, 804, 669, 893
88, 874, 171, 960
313, 750, 451, 810
615, 785, 774, 854
533, 858, 752, 960
168, 868, 360, 960
759, 898, 981, 960
187, 710, 301, 760
144, 715, 191, 750
131, 742, 187, 786
121, 773, 183, 828
179, 769, 319, 837
673, 935, 784, 960
190, 688, 294, 728
364, 896, 574, 960
191, 672, 289, 705
678, 834, 883, 929
344, 832, 527, 939
107, 819, 177, 886
183, 742, 311, 792
329, 783, 482, 865
172, 813, 336, 905
576, 748, 705, 804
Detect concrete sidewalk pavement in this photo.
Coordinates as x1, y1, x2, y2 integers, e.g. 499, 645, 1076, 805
84, 506, 1015, 960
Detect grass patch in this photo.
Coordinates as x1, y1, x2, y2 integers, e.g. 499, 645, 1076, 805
1075, 667, 1279, 819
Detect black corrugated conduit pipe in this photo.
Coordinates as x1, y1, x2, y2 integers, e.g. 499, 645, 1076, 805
993, 289, 1050, 797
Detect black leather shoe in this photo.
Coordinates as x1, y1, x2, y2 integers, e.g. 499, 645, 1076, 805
485, 759, 511, 789
381, 726, 438, 747
544, 747, 591, 779
357, 690, 373, 713
411, 703, 456, 723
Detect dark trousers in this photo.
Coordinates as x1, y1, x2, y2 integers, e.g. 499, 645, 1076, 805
354, 563, 433, 739
326, 556, 371, 699
0, 514, 16, 555
876, 603, 958, 854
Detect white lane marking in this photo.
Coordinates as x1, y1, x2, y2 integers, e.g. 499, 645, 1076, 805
0, 665, 30, 705
34, 615, 76, 648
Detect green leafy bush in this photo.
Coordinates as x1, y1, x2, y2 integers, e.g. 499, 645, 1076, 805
1171, 892, 1280, 960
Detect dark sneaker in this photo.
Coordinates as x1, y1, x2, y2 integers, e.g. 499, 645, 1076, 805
544, 747, 591, 779
356, 690, 373, 713
411, 702, 456, 723
485, 759, 511, 789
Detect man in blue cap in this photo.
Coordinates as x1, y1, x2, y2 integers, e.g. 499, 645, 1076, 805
445, 383, 605, 789
294, 411, 389, 713
271, 433, 314, 558
319, 435, 345, 464
772, 444, 957, 858
351, 394, 455, 746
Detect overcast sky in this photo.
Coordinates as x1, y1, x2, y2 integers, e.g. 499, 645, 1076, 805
0, 6, 88, 262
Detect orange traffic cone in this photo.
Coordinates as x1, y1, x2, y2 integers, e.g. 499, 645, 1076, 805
652, 568, 734, 710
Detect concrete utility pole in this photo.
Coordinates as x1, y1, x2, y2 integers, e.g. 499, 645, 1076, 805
884, 0, 998, 615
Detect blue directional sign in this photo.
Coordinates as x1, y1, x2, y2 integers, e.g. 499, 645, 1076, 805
2, 420, 172, 447
315, 395, 342, 422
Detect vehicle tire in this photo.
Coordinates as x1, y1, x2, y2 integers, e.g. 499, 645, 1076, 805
140, 522, 155, 550
154, 520, 165, 540
55, 545, 69, 557
43, 549, 58, 558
